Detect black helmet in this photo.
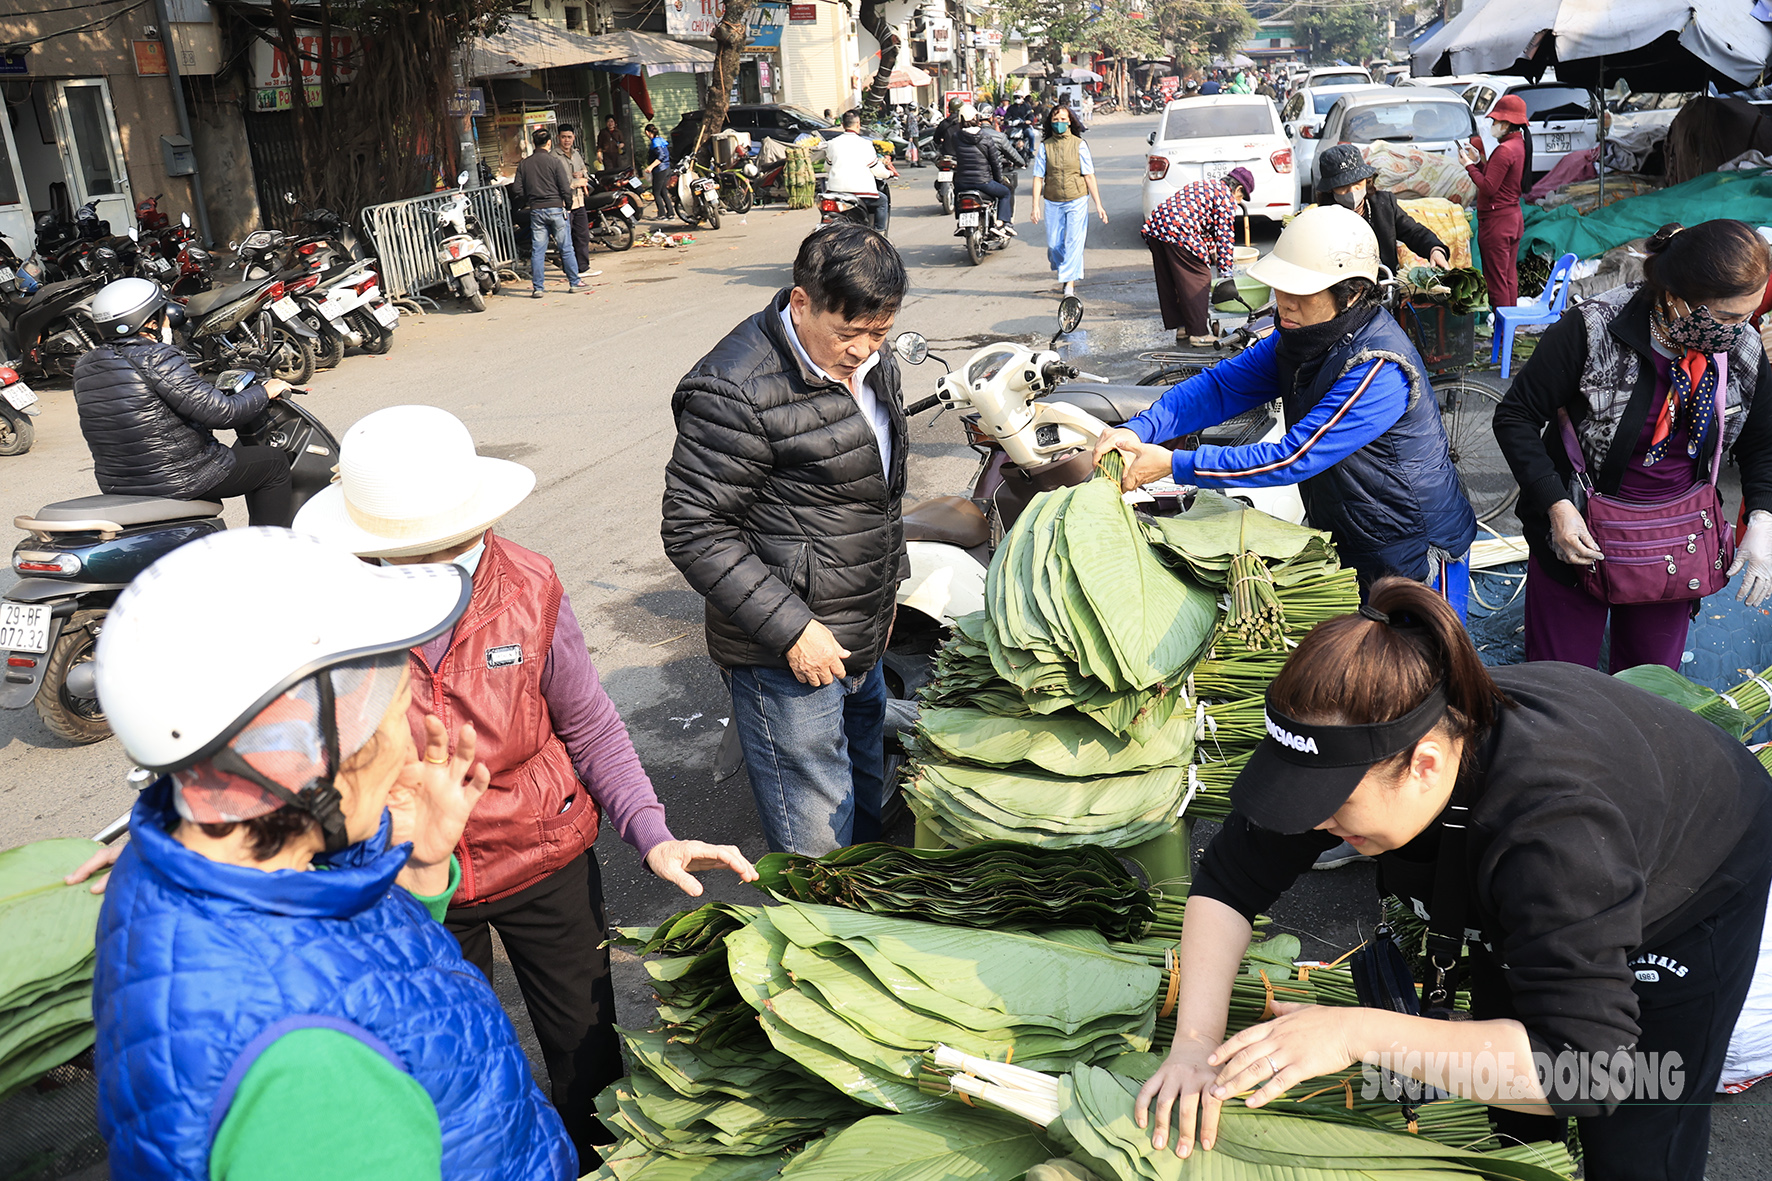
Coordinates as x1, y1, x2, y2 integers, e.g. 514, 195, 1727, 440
1314, 144, 1377, 194
91, 277, 168, 339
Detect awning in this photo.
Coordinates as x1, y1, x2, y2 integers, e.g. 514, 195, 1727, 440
581, 30, 717, 77
468, 19, 611, 78
885, 64, 934, 88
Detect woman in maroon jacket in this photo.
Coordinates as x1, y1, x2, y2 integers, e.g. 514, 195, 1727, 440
1460, 93, 1528, 309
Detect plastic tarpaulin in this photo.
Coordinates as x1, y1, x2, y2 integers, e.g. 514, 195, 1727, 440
1518, 168, 1772, 262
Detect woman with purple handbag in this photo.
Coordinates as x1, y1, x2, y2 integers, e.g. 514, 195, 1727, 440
1494, 220, 1772, 671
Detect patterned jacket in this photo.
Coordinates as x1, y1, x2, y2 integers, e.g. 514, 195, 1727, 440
1141, 179, 1238, 269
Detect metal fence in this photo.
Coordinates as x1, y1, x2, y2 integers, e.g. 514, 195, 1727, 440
358, 183, 518, 300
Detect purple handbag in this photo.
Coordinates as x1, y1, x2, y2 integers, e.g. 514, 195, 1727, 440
1557, 372, 1733, 605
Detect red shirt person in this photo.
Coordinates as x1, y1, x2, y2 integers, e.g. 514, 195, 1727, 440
1460, 93, 1529, 309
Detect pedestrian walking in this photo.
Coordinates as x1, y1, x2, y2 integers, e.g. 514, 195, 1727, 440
1135, 577, 1772, 1181
662, 224, 909, 857
645, 123, 676, 222
1493, 219, 1772, 672
555, 124, 592, 274
294, 405, 756, 1173
511, 128, 582, 297
1029, 104, 1107, 297
1140, 169, 1252, 345
596, 114, 626, 174
1459, 93, 1527, 308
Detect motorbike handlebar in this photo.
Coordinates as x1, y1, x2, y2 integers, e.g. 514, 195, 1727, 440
905, 394, 942, 415
1041, 361, 1078, 386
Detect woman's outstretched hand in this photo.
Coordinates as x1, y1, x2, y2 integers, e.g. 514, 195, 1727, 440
390, 715, 490, 897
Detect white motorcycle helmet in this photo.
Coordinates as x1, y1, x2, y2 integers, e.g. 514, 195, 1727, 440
1246, 203, 1382, 296
958, 102, 979, 124
90, 276, 168, 340
95, 528, 471, 846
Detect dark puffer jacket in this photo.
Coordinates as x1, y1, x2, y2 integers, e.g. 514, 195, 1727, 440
662, 289, 909, 675
72, 340, 269, 498
952, 127, 1005, 193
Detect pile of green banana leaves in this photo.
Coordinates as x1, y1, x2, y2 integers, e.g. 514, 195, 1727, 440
753, 841, 1156, 941
1611, 661, 1772, 741
0, 839, 105, 1100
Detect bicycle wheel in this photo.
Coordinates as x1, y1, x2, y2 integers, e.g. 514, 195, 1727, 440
720, 172, 754, 214
1433, 370, 1518, 524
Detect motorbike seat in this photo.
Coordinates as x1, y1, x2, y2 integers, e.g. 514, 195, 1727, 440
1038, 383, 1164, 428
22, 494, 223, 531
903, 495, 990, 549
184, 279, 263, 319
584, 191, 623, 211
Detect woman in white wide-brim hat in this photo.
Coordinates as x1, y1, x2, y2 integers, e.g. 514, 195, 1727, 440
295, 404, 756, 1173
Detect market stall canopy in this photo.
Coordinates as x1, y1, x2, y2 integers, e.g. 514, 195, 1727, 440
1212, 54, 1256, 69
1009, 61, 1054, 77
468, 18, 620, 78
582, 29, 717, 77
1066, 68, 1104, 82
886, 63, 935, 88
1411, 0, 1772, 91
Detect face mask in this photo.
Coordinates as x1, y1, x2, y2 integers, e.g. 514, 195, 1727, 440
1489, 120, 1511, 139
1662, 304, 1747, 354
1051, 122, 1069, 136
1332, 185, 1366, 212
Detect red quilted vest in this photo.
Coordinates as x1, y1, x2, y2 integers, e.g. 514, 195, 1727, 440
406, 532, 600, 906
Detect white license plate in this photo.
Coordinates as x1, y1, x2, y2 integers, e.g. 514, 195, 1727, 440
937, 170, 953, 182
2, 382, 36, 411
270, 296, 301, 320
0, 602, 51, 655
957, 211, 980, 227
0, 267, 13, 283
154, 257, 174, 274
1542, 132, 1572, 153
372, 302, 400, 328
448, 257, 474, 277
620, 203, 636, 219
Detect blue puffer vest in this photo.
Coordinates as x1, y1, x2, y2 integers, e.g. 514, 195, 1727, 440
93, 781, 575, 1181
1282, 308, 1477, 582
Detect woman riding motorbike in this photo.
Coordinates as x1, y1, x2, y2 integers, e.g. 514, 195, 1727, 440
73, 277, 295, 526
950, 103, 1014, 236
89, 528, 577, 1180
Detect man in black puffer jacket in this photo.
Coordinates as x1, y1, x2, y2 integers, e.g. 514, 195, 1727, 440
951, 105, 1012, 230
662, 224, 909, 857
73, 277, 294, 525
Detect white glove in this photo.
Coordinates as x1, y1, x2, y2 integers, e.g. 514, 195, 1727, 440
1729, 510, 1772, 606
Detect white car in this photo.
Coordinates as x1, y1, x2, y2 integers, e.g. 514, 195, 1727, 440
1300, 66, 1373, 90
1142, 94, 1297, 223
1464, 80, 1599, 181
1278, 83, 1389, 199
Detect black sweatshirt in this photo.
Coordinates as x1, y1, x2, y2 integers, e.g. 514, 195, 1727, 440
1312, 189, 1445, 276
1193, 662, 1772, 1115
1491, 287, 1772, 586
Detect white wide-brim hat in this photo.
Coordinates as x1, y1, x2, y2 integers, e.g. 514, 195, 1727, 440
294, 404, 537, 558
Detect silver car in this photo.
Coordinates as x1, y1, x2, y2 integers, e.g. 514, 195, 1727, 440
1278, 83, 1390, 201
1314, 91, 1480, 194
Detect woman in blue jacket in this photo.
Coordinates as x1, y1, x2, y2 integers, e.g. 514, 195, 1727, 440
1094, 204, 1476, 607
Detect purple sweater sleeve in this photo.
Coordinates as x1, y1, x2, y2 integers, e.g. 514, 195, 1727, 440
543, 593, 675, 858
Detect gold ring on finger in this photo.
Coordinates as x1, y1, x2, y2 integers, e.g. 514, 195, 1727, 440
424, 753, 448, 765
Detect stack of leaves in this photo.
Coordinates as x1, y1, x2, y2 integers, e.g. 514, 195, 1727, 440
775, 1109, 1057, 1181
1612, 661, 1772, 741
753, 841, 1156, 941
727, 900, 1163, 1115
601, 904, 869, 1159
0, 839, 104, 1101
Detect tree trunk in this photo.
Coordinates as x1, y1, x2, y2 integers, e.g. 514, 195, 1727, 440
699, 0, 755, 155
859, 0, 900, 114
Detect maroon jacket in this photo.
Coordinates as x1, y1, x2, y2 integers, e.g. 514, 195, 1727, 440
1466, 133, 1525, 216
407, 532, 600, 905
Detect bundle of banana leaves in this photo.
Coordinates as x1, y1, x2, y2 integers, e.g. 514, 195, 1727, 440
753, 841, 1156, 941
728, 901, 1162, 1115
0, 839, 104, 1100
1612, 661, 1772, 741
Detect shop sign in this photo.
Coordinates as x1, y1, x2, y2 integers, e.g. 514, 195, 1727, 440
0, 54, 27, 76
746, 2, 786, 50
665, 0, 722, 39
250, 27, 357, 111
448, 87, 485, 116
942, 89, 972, 107
133, 41, 168, 77
251, 84, 324, 112
925, 18, 953, 62
789, 4, 817, 22
759, 61, 772, 88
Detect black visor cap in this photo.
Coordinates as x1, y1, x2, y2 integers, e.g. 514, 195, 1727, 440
1230, 687, 1447, 834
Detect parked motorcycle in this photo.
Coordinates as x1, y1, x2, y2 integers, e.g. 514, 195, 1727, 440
0, 363, 38, 457
953, 188, 1009, 266
433, 171, 499, 312
294, 259, 399, 368
584, 171, 643, 252
0, 253, 105, 380
1, 370, 340, 742
671, 158, 722, 230
175, 267, 318, 383
934, 154, 956, 215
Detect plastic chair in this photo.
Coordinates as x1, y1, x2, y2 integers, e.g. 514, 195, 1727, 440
1492, 251, 1579, 378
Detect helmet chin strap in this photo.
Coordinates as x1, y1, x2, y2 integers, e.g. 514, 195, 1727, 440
205, 672, 352, 854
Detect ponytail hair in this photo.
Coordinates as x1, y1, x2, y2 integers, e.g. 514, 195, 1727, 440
1267, 577, 1512, 763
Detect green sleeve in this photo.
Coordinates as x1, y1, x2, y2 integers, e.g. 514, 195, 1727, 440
209, 1029, 441, 1181
409, 855, 462, 923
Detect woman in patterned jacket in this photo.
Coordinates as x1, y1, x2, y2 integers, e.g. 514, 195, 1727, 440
1140, 169, 1252, 346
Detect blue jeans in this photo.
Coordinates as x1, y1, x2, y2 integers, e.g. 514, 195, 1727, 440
972, 179, 1013, 224
529, 206, 579, 291
725, 662, 888, 855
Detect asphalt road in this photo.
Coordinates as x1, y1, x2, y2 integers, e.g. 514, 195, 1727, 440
3, 115, 1766, 1174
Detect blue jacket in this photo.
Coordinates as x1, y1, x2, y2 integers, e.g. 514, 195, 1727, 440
1126, 309, 1475, 581
93, 781, 575, 1181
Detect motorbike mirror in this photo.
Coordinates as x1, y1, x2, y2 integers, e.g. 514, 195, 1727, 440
457, 170, 472, 187
1057, 295, 1084, 335
284, 192, 296, 205
181, 212, 191, 228
1147, 131, 1155, 145
127, 227, 139, 242
893, 332, 929, 366
215, 369, 256, 394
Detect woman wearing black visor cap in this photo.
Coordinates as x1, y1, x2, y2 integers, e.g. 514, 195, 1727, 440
1135, 576, 1772, 1180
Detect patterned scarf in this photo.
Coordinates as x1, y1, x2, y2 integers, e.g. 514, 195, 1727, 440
1646, 310, 1723, 467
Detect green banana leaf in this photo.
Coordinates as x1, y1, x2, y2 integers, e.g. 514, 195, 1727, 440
916, 706, 1194, 777
1612, 664, 1754, 739
0, 839, 107, 1007
776, 1109, 1057, 1181
586, 1139, 789, 1181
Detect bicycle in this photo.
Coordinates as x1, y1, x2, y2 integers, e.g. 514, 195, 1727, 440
693, 158, 753, 215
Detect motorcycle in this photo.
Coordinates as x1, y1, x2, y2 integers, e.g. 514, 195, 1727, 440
818, 158, 896, 234
0, 248, 106, 380
1, 370, 340, 742
953, 188, 1009, 266
174, 264, 319, 383
0, 363, 38, 457
584, 171, 643, 252
671, 158, 722, 230
433, 171, 499, 312
934, 154, 956, 215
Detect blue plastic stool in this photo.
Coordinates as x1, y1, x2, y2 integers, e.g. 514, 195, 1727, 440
1492, 251, 1580, 378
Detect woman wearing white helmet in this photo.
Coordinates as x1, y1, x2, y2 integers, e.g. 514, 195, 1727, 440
73, 277, 297, 525
87, 529, 579, 1180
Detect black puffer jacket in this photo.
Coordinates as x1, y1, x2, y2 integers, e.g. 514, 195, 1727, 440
952, 127, 1004, 193
662, 289, 909, 675
72, 340, 270, 498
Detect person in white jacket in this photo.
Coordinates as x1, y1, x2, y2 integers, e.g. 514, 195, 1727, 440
820, 112, 890, 233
